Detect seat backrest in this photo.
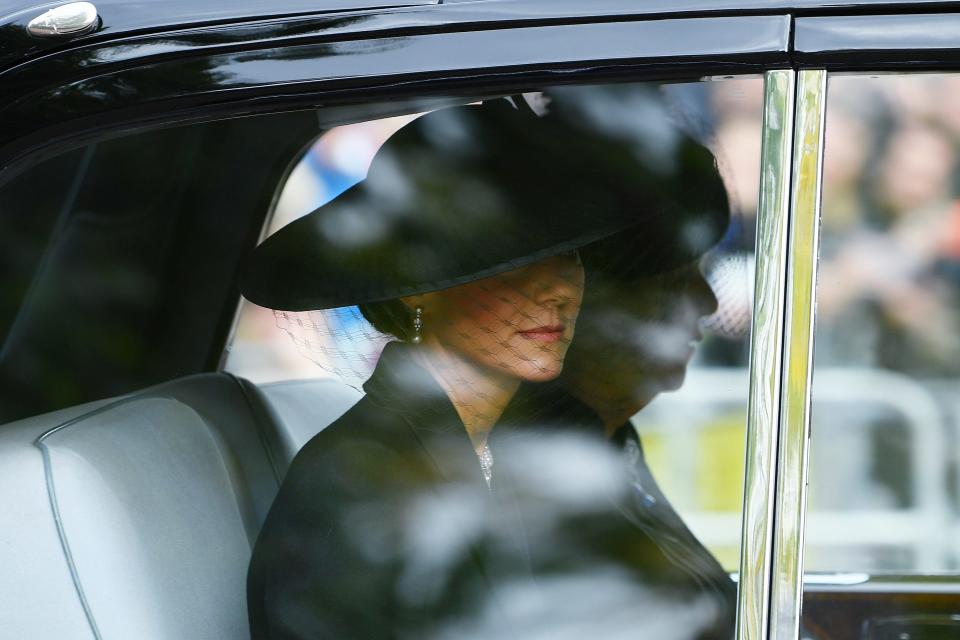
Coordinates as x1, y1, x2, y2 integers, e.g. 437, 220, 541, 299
0, 374, 279, 639
0, 372, 361, 640
0, 398, 110, 639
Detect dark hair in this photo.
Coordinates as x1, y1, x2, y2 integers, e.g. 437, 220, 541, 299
358, 299, 414, 341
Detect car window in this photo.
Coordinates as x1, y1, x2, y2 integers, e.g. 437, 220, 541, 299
224, 77, 765, 637
802, 73, 960, 639
0, 72, 769, 637
0, 97, 464, 424
0, 111, 321, 424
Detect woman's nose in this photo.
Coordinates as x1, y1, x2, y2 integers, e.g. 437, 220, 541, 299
534, 256, 584, 306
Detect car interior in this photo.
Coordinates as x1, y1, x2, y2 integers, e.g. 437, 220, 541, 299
0, 370, 361, 638
0, 110, 370, 638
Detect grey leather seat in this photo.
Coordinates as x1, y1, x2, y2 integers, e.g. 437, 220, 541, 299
0, 373, 360, 639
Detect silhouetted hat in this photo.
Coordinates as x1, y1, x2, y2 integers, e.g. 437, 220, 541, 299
579, 135, 730, 283
242, 96, 728, 311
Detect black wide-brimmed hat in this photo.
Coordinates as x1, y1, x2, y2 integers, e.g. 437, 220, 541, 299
241, 94, 728, 311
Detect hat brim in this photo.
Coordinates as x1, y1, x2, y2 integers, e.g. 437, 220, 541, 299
241, 184, 644, 311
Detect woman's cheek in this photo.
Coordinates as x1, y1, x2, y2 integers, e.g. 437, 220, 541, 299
461, 291, 518, 331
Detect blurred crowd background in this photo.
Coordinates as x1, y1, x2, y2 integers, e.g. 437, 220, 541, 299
225, 74, 960, 577
807, 74, 960, 575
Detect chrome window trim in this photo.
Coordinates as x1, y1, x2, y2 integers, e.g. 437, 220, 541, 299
737, 68, 796, 640
769, 68, 826, 640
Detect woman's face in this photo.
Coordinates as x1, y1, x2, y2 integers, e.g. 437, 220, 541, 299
413, 253, 585, 382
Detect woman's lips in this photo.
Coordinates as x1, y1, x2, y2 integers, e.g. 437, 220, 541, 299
517, 325, 565, 343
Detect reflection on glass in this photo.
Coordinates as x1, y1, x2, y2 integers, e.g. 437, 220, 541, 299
226, 81, 762, 639
803, 73, 960, 640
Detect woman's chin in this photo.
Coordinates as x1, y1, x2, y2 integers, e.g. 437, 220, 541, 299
524, 369, 562, 382
517, 359, 564, 382
623, 366, 689, 405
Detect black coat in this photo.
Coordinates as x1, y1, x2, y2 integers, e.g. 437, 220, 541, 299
247, 343, 736, 639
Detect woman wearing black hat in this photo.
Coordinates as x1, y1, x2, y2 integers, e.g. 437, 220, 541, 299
244, 92, 736, 639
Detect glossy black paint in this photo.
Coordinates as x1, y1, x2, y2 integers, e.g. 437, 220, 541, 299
795, 13, 960, 68
0, 1, 437, 73
0, 14, 790, 183
4, 0, 960, 39
0, 1, 793, 79
5, 0, 960, 87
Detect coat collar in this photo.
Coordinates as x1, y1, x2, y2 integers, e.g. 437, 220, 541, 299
361, 341, 456, 425
362, 342, 609, 438
361, 340, 612, 486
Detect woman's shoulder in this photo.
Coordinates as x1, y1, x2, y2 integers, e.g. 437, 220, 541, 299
279, 394, 431, 494
289, 395, 405, 461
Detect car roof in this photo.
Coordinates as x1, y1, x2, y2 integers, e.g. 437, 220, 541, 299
3, 0, 960, 48
3, 0, 959, 71
4, 0, 960, 21
1, 0, 435, 35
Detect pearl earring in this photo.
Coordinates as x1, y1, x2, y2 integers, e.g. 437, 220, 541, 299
412, 306, 423, 344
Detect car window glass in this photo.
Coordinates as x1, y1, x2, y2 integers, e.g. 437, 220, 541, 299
0, 95, 475, 425
802, 73, 960, 640
225, 78, 765, 637
0, 112, 321, 424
